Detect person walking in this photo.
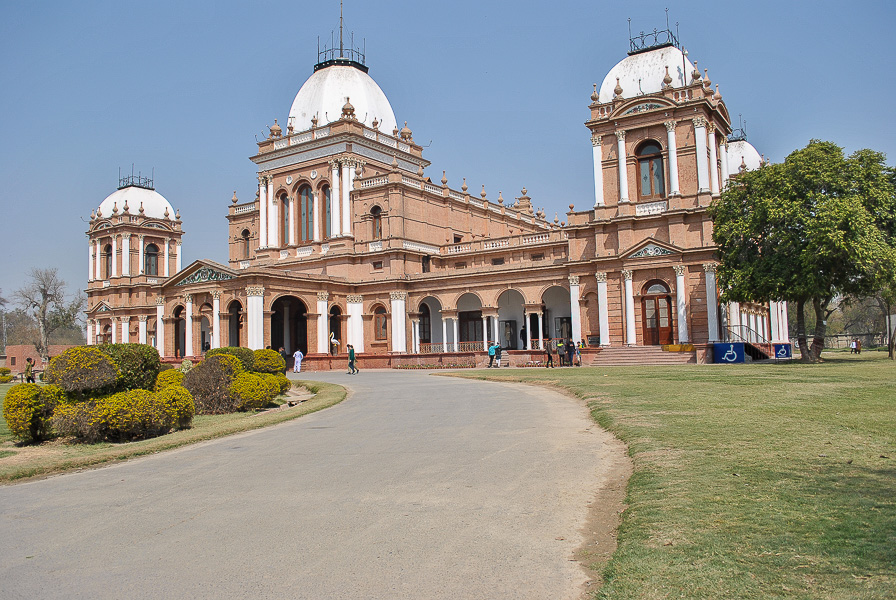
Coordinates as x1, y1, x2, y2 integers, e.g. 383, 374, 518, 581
347, 344, 359, 374
557, 339, 566, 366
495, 344, 503, 368
544, 339, 554, 368
292, 348, 304, 373
278, 347, 289, 375
487, 342, 496, 368
565, 339, 575, 367
850, 339, 857, 354
24, 357, 35, 383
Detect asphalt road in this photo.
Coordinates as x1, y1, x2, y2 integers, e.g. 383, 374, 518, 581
0, 370, 618, 600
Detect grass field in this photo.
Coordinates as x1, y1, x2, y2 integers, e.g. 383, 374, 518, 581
454, 352, 895, 599
0, 380, 345, 483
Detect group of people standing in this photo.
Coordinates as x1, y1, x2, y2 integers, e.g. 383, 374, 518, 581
849, 339, 863, 354
543, 339, 583, 368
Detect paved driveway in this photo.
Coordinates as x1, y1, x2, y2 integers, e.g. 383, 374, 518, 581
0, 370, 619, 599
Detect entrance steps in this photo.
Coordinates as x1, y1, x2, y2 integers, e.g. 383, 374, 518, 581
586, 345, 696, 366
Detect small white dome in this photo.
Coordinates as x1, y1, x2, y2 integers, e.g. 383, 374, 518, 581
98, 186, 174, 220
598, 46, 694, 103
288, 63, 397, 133
727, 140, 763, 173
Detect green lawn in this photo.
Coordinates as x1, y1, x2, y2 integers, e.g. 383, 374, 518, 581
453, 352, 895, 599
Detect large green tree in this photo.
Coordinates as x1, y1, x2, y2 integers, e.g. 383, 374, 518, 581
710, 140, 896, 362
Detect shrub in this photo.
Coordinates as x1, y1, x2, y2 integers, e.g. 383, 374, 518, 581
155, 385, 195, 429
52, 389, 178, 443
2, 383, 61, 443
178, 359, 193, 373
0, 367, 11, 375
154, 369, 185, 391
44, 347, 120, 396
252, 349, 285, 374
205, 347, 255, 371
228, 373, 272, 411
0, 375, 13, 384
97, 343, 162, 392
274, 373, 292, 394
159, 363, 175, 371
258, 373, 282, 400
182, 355, 241, 414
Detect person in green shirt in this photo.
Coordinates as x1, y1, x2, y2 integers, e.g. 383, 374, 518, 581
24, 357, 35, 383
347, 345, 358, 375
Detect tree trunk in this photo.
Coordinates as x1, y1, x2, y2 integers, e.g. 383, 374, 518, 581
810, 297, 830, 362
796, 299, 811, 361
886, 298, 895, 360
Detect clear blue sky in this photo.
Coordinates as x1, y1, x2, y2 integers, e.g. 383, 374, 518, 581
2, 0, 894, 304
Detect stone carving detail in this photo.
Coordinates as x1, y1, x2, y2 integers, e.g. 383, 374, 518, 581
246, 286, 265, 296
622, 103, 663, 115
390, 291, 407, 300
184, 294, 193, 303
615, 130, 626, 141
211, 291, 221, 299
595, 272, 607, 283
568, 275, 580, 286
591, 134, 602, 147
174, 266, 235, 286
673, 265, 687, 276
703, 262, 718, 273
621, 269, 633, 280
156, 297, 166, 306
629, 244, 675, 258
138, 315, 148, 322
346, 294, 364, 303
693, 116, 707, 128
664, 120, 677, 132
317, 291, 330, 302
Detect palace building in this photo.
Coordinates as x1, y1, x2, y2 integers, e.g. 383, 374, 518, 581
84, 25, 789, 368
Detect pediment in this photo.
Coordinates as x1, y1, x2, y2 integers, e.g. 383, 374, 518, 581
171, 261, 237, 287
624, 239, 680, 259
87, 301, 112, 315
611, 97, 676, 118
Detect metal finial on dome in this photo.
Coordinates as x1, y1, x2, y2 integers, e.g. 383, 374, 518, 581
341, 97, 356, 119
90, 209, 96, 220
663, 65, 673, 87
400, 121, 412, 141
554, 212, 559, 224
568, 204, 575, 211
462, 178, 468, 193
614, 77, 623, 98
122, 199, 130, 213
521, 187, 527, 196
270, 119, 282, 137
372, 116, 379, 130
691, 60, 701, 82
740, 156, 747, 173
713, 84, 722, 101
480, 185, 487, 199
175, 209, 181, 220
311, 113, 319, 128
139, 201, 145, 214
591, 83, 599, 102
231, 191, 238, 204
498, 191, 504, 204
96, 206, 102, 218
164, 206, 170, 219
702, 68, 711, 88
287, 118, 294, 135
112, 202, 118, 214
441, 170, 447, 185
392, 125, 399, 137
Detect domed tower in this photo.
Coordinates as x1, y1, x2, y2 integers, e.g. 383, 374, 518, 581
86, 172, 183, 345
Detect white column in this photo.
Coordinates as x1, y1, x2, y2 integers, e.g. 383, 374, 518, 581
184, 294, 194, 357
121, 234, 130, 276
95, 240, 101, 280
481, 316, 489, 348
88, 242, 94, 282
212, 292, 221, 349
288, 194, 296, 246
537, 311, 544, 348
111, 235, 118, 278
616, 130, 628, 203
492, 315, 499, 348
673, 265, 689, 343
138, 315, 147, 345
729, 302, 741, 340
451, 317, 458, 353
267, 178, 277, 247
779, 302, 790, 342
591, 134, 604, 207
341, 160, 352, 236
87, 319, 95, 345
622, 269, 636, 345
163, 238, 170, 277
330, 161, 341, 237
156, 299, 166, 356
175, 242, 182, 273
258, 175, 268, 248
120, 317, 130, 343
95, 319, 102, 345
390, 292, 407, 353
569, 275, 582, 345
246, 286, 265, 350
720, 140, 730, 187
138, 235, 145, 274
708, 124, 720, 196
596, 272, 610, 346
693, 117, 710, 193
347, 295, 364, 353
110, 317, 118, 343
282, 303, 291, 352
525, 313, 533, 350
312, 191, 321, 242
317, 292, 329, 353
665, 121, 681, 196
413, 319, 421, 354
441, 317, 448, 353
704, 263, 719, 342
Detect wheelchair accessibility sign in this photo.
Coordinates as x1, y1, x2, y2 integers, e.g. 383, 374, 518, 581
713, 343, 745, 363
773, 343, 793, 359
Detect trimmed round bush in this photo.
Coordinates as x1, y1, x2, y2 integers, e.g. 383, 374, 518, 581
0, 367, 11, 375
52, 389, 177, 443
97, 343, 162, 392
3, 383, 60, 443
274, 373, 292, 394
154, 369, 185, 391
253, 349, 285, 374
155, 385, 195, 429
207, 354, 244, 377
205, 347, 255, 371
228, 373, 270, 411
0, 375, 13, 384
182, 355, 241, 414
258, 373, 282, 400
159, 363, 175, 372
44, 347, 120, 396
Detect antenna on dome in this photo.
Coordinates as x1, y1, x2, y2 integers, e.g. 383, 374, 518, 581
314, 0, 368, 73
339, 0, 344, 58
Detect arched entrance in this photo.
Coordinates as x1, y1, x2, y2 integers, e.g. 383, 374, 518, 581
271, 295, 308, 355
542, 286, 571, 341
642, 281, 673, 345
173, 306, 186, 358
199, 302, 213, 352
228, 300, 243, 347
329, 306, 343, 354
418, 296, 443, 351
496, 289, 525, 349
457, 293, 483, 351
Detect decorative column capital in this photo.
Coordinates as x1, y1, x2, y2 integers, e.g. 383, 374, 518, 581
707, 123, 717, 135
346, 294, 364, 303
703, 262, 718, 274
156, 296, 166, 306
120, 315, 130, 323
614, 129, 626, 141
138, 234, 145, 241
664, 120, 677, 132
138, 315, 148, 322
673, 265, 686, 276
123, 233, 131, 240
568, 275, 580, 286
211, 291, 221, 299
390, 291, 407, 301
621, 269, 634, 281
328, 159, 340, 169
184, 294, 193, 303
591, 134, 602, 147
246, 286, 265, 297
693, 116, 707, 129
317, 291, 330, 302
595, 271, 608, 283
110, 316, 118, 323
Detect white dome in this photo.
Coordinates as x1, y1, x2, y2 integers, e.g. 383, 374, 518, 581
727, 140, 763, 173
98, 186, 174, 220
288, 63, 397, 133
598, 46, 694, 103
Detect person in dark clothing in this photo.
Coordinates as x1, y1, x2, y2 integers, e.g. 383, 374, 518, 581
544, 339, 554, 368
487, 342, 496, 368
24, 358, 36, 383
347, 344, 358, 374
495, 344, 503, 368
565, 340, 576, 367
278, 347, 289, 375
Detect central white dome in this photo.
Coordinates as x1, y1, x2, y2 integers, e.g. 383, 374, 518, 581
598, 45, 695, 103
288, 63, 397, 134
98, 186, 174, 220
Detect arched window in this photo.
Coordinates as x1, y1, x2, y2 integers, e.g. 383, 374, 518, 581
374, 306, 387, 340
419, 303, 431, 343
280, 193, 290, 246
145, 243, 159, 276
637, 141, 665, 199
241, 229, 251, 259
371, 206, 383, 240
103, 244, 113, 279
299, 186, 313, 243
322, 185, 332, 238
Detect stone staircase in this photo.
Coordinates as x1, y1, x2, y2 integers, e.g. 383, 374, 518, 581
585, 346, 696, 366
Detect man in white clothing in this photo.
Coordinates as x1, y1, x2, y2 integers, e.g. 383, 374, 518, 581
292, 349, 304, 373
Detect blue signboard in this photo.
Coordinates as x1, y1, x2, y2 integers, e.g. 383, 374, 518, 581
713, 343, 745, 364
773, 343, 792, 359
